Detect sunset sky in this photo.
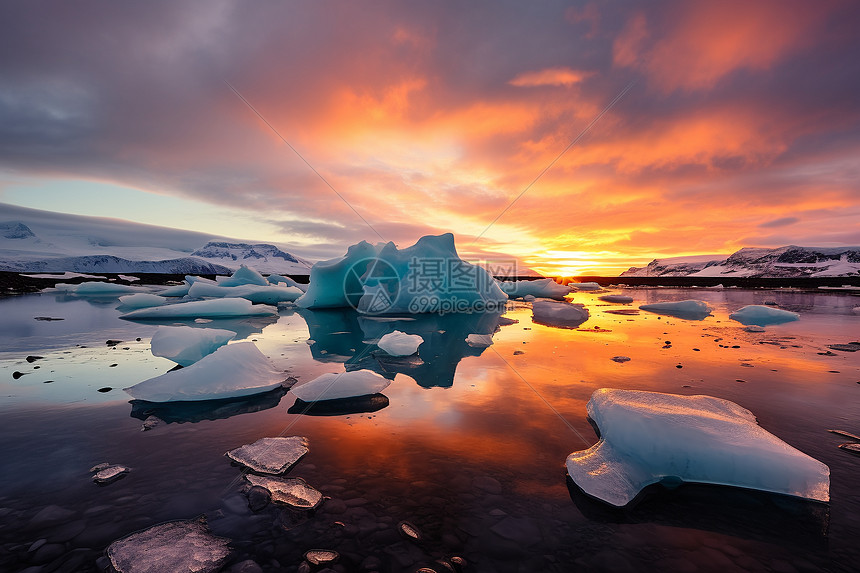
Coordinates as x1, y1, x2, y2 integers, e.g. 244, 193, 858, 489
1, 0, 859, 276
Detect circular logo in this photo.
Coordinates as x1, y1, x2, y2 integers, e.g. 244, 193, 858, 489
342, 258, 401, 314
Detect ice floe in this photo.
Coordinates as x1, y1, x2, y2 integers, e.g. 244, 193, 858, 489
531, 300, 589, 328
150, 325, 236, 366
639, 299, 713, 320
245, 475, 323, 509
465, 333, 494, 347
599, 294, 633, 304
188, 281, 303, 304
107, 520, 230, 573
226, 436, 309, 474
290, 370, 391, 402
729, 305, 800, 326
267, 274, 309, 291
566, 389, 830, 507
124, 342, 286, 402
377, 330, 423, 356
498, 278, 571, 300
55, 281, 139, 295
117, 293, 167, 309
569, 281, 602, 291
120, 298, 278, 319
92, 465, 130, 484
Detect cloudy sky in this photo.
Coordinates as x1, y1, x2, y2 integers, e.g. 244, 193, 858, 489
1, 0, 858, 275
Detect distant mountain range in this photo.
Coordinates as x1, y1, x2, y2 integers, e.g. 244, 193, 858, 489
0, 205, 313, 275
621, 246, 860, 278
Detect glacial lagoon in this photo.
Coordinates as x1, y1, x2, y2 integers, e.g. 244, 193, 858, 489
1, 287, 859, 572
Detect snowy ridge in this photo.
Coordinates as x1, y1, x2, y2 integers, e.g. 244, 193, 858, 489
622, 246, 860, 278
191, 242, 312, 275
3, 254, 233, 274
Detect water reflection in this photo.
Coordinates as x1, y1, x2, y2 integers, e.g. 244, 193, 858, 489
287, 393, 389, 416
118, 315, 279, 340
129, 386, 287, 424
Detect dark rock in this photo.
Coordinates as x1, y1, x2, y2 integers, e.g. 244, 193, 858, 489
105, 340, 122, 346
229, 560, 263, 573
246, 486, 270, 512
26, 356, 44, 363
472, 476, 502, 494
109, 364, 118, 368
32, 542, 65, 564
489, 516, 542, 546
29, 505, 75, 528
34, 316, 64, 321
12, 371, 27, 379
97, 387, 113, 393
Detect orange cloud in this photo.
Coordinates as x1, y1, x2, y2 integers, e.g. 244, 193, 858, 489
509, 67, 593, 87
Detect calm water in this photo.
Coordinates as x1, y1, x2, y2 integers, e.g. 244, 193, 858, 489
1, 287, 859, 572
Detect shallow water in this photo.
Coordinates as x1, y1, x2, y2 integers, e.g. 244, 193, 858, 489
1, 287, 859, 572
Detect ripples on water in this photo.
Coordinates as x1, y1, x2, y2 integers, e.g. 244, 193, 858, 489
0, 287, 858, 572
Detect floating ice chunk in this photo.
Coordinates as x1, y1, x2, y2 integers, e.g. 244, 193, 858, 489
611, 356, 631, 363
566, 389, 830, 507
745, 325, 767, 332
267, 274, 309, 292
150, 326, 236, 366
498, 278, 571, 300
465, 333, 494, 347
55, 281, 139, 295
124, 342, 286, 402
107, 520, 230, 573
217, 265, 269, 287
118, 293, 167, 309
92, 465, 130, 484
599, 294, 633, 304
378, 330, 424, 356
531, 300, 589, 328
226, 436, 309, 474
245, 475, 323, 509
188, 281, 303, 304
159, 283, 191, 297
729, 305, 800, 326
118, 275, 139, 282
639, 299, 712, 320
290, 370, 390, 402
569, 281, 601, 291
120, 298, 278, 319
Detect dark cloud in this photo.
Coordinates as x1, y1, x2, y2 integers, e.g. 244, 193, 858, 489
759, 217, 800, 228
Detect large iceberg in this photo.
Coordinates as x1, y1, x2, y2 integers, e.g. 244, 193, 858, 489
498, 278, 571, 300
297, 233, 507, 314
124, 342, 287, 402
566, 389, 830, 507
639, 299, 712, 320
150, 325, 236, 366
531, 300, 589, 328
187, 281, 303, 304
120, 298, 278, 319
729, 305, 800, 326
290, 370, 391, 402
216, 264, 269, 287
377, 330, 423, 356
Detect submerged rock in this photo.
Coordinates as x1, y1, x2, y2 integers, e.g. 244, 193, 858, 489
107, 520, 230, 573
566, 389, 830, 507
226, 436, 309, 474
244, 475, 323, 509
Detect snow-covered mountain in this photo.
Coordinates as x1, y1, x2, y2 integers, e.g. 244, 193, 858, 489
0, 204, 313, 275
621, 246, 860, 278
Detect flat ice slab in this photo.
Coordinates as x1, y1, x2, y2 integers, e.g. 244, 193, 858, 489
188, 281, 303, 304
532, 300, 589, 328
55, 281, 139, 295
377, 330, 423, 356
117, 293, 167, 309
226, 436, 309, 474
107, 520, 230, 573
599, 294, 633, 304
150, 325, 236, 366
124, 342, 286, 402
499, 278, 571, 300
120, 298, 278, 319
566, 389, 830, 507
290, 370, 391, 402
569, 281, 601, 291
92, 465, 130, 484
729, 305, 800, 326
245, 475, 323, 509
639, 299, 712, 320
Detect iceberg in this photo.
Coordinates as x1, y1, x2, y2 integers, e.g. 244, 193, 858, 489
120, 298, 278, 319
244, 475, 323, 510
216, 264, 269, 287
639, 299, 713, 320
729, 305, 800, 326
117, 293, 167, 309
297, 233, 507, 314
498, 278, 571, 300
566, 389, 830, 507
55, 281, 139, 295
377, 330, 423, 356
599, 294, 633, 304
267, 274, 309, 292
150, 325, 236, 366
188, 281, 303, 304
124, 342, 286, 402
107, 520, 230, 573
290, 370, 391, 402
531, 300, 589, 328
226, 436, 308, 474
